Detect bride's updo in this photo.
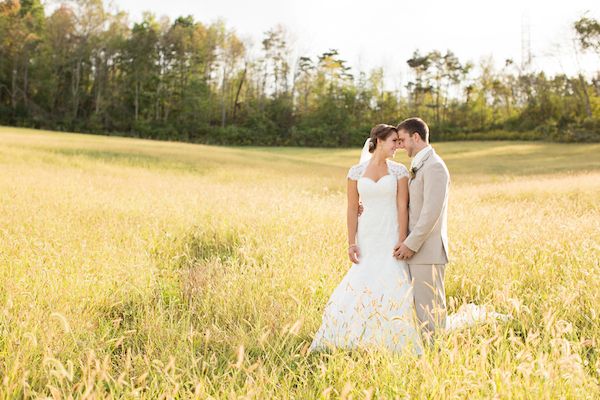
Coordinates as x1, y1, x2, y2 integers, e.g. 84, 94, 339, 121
368, 124, 398, 153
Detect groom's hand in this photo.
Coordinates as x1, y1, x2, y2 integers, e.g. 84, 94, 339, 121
394, 243, 415, 260
357, 202, 364, 217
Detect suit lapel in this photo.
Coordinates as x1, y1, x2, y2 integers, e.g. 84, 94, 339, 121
409, 148, 434, 184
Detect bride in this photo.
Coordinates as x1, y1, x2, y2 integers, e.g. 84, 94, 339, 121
309, 124, 423, 354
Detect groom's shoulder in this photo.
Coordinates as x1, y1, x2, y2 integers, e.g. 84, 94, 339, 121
431, 152, 447, 166
425, 151, 450, 176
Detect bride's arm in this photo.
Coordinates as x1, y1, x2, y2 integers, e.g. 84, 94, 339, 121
347, 179, 360, 263
347, 179, 359, 244
396, 177, 409, 242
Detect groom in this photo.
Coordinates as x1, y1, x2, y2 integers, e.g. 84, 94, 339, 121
394, 117, 450, 345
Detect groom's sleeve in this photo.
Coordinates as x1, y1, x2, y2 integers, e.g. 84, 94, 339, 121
404, 162, 449, 253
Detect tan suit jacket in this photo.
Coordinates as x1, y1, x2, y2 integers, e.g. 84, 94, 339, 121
404, 148, 450, 265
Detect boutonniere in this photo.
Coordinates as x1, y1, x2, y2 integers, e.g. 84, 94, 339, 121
409, 166, 419, 179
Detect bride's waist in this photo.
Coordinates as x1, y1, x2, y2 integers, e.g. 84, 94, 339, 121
358, 213, 398, 227
360, 201, 396, 208
359, 207, 397, 218
357, 223, 399, 240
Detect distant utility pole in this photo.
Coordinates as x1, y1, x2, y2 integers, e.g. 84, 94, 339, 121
521, 13, 533, 71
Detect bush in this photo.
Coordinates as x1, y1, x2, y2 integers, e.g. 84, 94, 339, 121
536, 119, 600, 143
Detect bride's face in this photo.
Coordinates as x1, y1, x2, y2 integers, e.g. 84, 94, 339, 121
378, 132, 400, 158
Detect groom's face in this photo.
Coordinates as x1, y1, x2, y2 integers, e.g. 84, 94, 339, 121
397, 129, 417, 157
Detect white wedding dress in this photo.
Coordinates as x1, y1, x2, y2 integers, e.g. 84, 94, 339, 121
309, 159, 423, 354
309, 156, 510, 354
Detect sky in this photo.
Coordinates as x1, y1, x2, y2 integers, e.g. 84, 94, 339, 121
105, 0, 598, 88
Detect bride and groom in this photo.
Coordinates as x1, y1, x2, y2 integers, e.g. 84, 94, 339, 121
309, 117, 452, 354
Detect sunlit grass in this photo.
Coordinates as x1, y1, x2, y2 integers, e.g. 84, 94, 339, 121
1, 126, 599, 398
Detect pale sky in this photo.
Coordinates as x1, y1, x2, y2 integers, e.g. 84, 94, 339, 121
109, 1, 598, 88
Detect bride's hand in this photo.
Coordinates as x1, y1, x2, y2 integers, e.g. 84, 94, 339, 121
348, 244, 360, 264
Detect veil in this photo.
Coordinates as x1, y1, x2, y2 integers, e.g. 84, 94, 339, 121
359, 138, 372, 163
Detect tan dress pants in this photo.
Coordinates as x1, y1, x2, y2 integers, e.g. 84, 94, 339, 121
407, 264, 447, 344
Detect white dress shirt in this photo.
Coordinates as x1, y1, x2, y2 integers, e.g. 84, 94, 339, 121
410, 145, 432, 170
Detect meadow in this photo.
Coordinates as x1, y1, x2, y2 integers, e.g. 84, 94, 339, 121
1, 126, 599, 398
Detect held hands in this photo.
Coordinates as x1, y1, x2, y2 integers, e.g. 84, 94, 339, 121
393, 242, 415, 260
348, 244, 361, 264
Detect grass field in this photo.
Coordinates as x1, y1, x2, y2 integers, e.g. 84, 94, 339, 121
1, 126, 600, 398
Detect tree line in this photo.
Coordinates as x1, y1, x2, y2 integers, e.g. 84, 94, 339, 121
1, 0, 599, 146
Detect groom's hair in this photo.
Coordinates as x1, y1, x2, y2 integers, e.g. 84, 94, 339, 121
396, 118, 429, 142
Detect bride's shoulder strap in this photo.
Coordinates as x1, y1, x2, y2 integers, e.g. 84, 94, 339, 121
387, 160, 409, 179
347, 161, 367, 181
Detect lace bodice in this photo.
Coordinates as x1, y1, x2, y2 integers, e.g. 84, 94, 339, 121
347, 159, 409, 181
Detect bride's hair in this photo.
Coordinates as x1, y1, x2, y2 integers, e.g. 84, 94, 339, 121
368, 124, 398, 153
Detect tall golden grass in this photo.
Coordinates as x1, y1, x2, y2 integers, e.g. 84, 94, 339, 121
1, 127, 599, 398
